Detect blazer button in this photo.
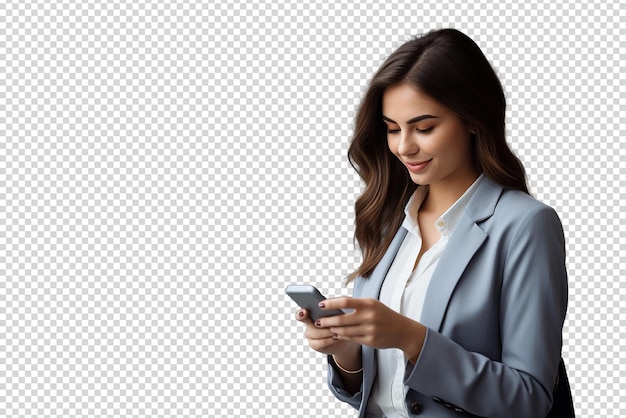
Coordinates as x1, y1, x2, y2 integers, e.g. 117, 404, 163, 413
410, 402, 423, 415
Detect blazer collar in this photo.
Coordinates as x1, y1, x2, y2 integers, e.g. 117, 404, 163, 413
357, 177, 504, 330
464, 175, 502, 223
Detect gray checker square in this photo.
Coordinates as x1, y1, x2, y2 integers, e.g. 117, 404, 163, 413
0, 0, 624, 417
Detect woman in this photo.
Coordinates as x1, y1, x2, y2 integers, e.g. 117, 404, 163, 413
295, 29, 574, 417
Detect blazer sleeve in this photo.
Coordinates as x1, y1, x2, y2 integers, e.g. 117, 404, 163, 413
326, 354, 363, 410
404, 205, 568, 417
326, 277, 364, 411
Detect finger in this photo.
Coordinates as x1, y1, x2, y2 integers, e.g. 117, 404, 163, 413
305, 326, 334, 340
320, 296, 376, 311
295, 309, 313, 324
316, 303, 375, 328
316, 312, 361, 329
309, 336, 341, 352
328, 327, 376, 347
329, 324, 370, 338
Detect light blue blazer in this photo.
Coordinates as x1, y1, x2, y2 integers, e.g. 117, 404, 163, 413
328, 177, 568, 417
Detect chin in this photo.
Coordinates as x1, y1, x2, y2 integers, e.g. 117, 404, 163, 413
409, 174, 432, 186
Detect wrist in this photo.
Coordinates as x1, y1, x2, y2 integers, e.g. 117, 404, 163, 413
332, 354, 363, 374
400, 320, 427, 364
332, 344, 362, 371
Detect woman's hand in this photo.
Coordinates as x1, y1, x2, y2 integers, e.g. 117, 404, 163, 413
316, 297, 427, 364
295, 307, 363, 395
295, 308, 361, 359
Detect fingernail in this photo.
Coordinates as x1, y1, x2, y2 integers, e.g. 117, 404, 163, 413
318, 302, 325, 308
315, 320, 321, 327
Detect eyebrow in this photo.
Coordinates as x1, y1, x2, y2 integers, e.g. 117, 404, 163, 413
382, 114, 439, 125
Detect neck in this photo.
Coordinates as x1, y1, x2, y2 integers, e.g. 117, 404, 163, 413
421, 173, 479, 215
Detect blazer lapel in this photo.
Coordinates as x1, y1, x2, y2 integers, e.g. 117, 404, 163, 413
419, 178, 503, 331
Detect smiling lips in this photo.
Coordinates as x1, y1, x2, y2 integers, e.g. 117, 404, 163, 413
405, 159, 433, 173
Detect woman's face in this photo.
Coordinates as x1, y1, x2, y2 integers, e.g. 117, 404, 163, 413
382, 83, 477, 189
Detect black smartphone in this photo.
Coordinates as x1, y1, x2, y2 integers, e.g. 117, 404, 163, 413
286, 284, 345, 321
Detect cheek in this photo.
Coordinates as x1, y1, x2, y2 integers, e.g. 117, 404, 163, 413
417, 134, 443, 154
431, 128, 470, 157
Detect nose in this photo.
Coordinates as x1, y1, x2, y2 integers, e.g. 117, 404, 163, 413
397, 130, 419, 156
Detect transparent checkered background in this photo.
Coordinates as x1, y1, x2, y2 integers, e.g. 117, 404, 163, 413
1, 0, 624, 417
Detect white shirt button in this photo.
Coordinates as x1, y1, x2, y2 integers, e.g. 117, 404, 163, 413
436, 219, 445, 228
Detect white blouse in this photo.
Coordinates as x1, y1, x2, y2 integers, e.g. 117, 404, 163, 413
368, 175, 484, 418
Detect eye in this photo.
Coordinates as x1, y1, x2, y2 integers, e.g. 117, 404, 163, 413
387, 128, 401, 134
417, 127, 434, 134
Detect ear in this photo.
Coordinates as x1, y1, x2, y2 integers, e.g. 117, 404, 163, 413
463, 120, 477, 138
464, 121, 476, 135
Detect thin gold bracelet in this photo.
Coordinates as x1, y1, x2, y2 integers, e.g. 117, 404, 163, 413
332, 355, 363, 374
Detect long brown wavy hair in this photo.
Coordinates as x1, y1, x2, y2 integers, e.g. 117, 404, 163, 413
347, 28, 529, 281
